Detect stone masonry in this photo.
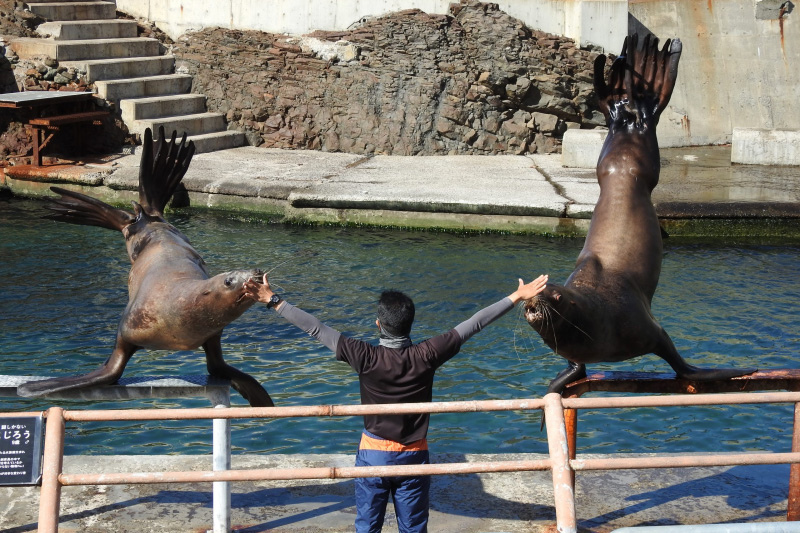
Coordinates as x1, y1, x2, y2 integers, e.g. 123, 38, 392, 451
173, 2, 607, 156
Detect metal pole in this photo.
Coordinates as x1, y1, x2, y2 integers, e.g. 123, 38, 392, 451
210, 391, 231, 533
564, 406, 578, 487
38, 407, 65, 533
544, 393, 577, 533
789, 402, 800, 521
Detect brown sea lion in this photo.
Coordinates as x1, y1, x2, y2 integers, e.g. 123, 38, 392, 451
18, 127, 274, 407
524, 34, 756, 393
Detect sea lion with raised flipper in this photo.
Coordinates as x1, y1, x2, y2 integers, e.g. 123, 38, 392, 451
18, 127, 274, 407
524, 34, 756, 393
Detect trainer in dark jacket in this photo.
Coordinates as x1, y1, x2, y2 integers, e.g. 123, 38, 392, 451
243, 273, 548, 533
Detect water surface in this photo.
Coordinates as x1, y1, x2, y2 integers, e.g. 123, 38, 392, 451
1, 199, 798, 456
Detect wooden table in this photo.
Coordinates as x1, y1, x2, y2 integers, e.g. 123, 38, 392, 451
0, 91, 109, 166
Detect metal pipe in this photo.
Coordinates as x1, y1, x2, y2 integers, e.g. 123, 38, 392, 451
788, 401, 800, 521
571, 452, 800, 471
611, 523, 800, 532
38, 407, 65, 533
212, 404, 231, 533
562, 391, 800, 410
544, 393, 577, 533
62, 397, 547, 422
59, 459, 552, 486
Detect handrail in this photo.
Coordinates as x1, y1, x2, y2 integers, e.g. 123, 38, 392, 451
7, 386, 800, 533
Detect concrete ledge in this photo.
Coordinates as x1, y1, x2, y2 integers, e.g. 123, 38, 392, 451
732, 128, 800, 166
561, 128, 606, 168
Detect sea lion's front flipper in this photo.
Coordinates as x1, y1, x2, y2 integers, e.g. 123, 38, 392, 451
654, 329, 757, 382
138, 127, 196, 217
202, 336, 274, 407
17, 337, 138, 397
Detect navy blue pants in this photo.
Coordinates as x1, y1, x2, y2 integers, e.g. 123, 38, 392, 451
354, 431, 430, 533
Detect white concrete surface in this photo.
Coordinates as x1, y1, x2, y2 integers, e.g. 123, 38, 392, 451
561, 129, 607, 169
732, 128, 800, 166
630, 0, 800, 148
115, 0, 627, 52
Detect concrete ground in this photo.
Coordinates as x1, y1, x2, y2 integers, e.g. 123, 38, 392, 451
4, 144, 800, 237
0, 454, 791, 533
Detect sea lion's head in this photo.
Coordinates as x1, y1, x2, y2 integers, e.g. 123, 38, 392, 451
523, 283, 592, 353
202, 268, 266, 323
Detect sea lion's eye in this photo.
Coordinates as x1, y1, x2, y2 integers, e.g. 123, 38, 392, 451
224, 277, 233, 287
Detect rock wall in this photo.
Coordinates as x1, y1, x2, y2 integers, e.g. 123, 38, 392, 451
174, 2, 606, 155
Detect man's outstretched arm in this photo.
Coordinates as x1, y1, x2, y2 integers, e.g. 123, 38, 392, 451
454, 274, 548, 342
243, 274, 341, 352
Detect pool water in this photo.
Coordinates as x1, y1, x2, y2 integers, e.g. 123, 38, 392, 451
1, 198, 798, 456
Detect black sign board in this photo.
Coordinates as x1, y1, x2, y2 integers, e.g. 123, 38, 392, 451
0, 416, 44, 486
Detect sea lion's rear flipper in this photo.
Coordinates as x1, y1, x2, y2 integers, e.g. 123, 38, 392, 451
45, 186, 135, 231
594, 33, 682, 128
138, 126, 196, 217
17, 336, 138, 397
654, 328, 757, 382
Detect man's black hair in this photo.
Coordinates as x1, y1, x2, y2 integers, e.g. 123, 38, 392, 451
377, 290, 415, 337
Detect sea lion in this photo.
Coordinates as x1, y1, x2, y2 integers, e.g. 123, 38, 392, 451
524, 34, 756, 393
18, 127, 274, 407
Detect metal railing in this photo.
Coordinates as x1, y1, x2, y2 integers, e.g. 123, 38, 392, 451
6, 370, 800, 533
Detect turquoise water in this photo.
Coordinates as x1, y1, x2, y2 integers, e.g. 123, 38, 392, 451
1, 198, 799, 456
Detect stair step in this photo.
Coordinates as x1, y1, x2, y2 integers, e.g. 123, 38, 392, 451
63, 56, 175, 82
95, 74, 193, 102
27, 2, 116, 21
37, 19, 138, 40
120, 94, 206, 122
10, 37, 160, 61
187, 131, 248, 154
130, 112, 227, 137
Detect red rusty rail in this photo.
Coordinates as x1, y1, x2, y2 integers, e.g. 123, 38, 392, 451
561, 369, 800, 521
16, 378, 800, 533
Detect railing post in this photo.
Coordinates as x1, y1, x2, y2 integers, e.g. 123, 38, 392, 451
38, 406, 65, 533
544, 392, 577, 533
210, 392, 232, 533
789, 401, 800, 521
564, 401, 578, 488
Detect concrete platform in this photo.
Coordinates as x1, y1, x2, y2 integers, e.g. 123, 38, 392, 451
3, 144, 800, 237
0, 454, 791, 532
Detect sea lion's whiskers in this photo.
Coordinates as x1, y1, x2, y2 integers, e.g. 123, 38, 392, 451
263, 249, 319, 277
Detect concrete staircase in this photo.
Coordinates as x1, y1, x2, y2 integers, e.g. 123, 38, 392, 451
11, 0, 246, 153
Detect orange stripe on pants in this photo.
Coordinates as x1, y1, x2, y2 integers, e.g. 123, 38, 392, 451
359, 433, 428, 452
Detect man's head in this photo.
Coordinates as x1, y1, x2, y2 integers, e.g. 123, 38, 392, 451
377, 290, 415, 337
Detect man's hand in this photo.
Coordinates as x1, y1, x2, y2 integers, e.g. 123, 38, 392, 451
509, 274, 548, 304
243, 273, 277, 305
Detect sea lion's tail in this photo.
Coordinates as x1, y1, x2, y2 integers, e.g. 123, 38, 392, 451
138, 126, 196, 217
45, 186, 135, 231
593, 33, 682, 128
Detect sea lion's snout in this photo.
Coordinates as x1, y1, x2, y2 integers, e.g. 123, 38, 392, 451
250, 269, 266, 284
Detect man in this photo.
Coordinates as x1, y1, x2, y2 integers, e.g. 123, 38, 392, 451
243, 273, 548, 533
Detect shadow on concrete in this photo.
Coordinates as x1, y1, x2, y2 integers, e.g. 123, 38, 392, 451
579, 464, 789, 530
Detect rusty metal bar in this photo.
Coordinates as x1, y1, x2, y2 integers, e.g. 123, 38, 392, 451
62, 397, 546, 422
544, 393, 577, 533
562, 390, 800, 410
571, 452, 800, 471
59, 458, 553, 487
38, 407, 65, 533
789, 402, 800, 521
562, 369, 800, 397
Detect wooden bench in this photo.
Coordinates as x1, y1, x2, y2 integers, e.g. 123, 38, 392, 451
26, 110, 109, 166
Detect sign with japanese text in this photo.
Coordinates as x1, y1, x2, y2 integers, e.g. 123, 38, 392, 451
0, 416, 43, 486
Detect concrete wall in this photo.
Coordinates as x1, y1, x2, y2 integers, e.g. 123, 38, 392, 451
629, 0, 799, 147
113, 0, 628, 52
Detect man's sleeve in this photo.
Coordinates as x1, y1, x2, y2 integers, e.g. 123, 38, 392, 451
453, 297, 514, 343
276, 302, 342, 352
